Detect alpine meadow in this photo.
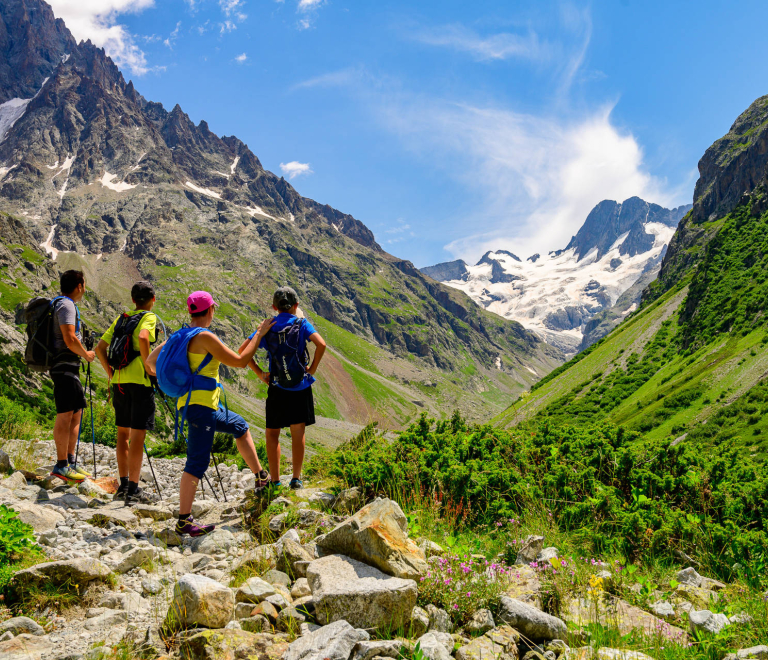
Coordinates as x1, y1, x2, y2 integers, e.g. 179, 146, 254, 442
1, 2, 768, 660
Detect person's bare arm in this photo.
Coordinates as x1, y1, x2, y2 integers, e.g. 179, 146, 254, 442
307, 332, 326, 376
238, 337, 270, 384
139, 329, 152, 374
194, 318, 275, 369
61, 324, 95, 362
145, 340, 166, 377
95, 339, 112, 379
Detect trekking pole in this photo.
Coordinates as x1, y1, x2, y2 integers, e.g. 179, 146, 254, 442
87, 362, 97, 478
211, 453, 228, 502
143, 446, 162, 497
203, 472, 220, 502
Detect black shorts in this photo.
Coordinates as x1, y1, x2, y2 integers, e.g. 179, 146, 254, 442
51, 366, 86, 414
112, 384, 155, 431
266, 385, 315, 429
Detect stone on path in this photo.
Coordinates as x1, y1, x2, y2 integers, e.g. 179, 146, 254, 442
307, 554, 418, 630
11, 557, 112, 590
2, 471, 27, 490
190, 528, 236, 555
0, 633, 50, 660
456, 626, 519, 660
498, 596, 567, 641
0, 617, 45, 637
6, 501, 64, 532
77, 479, 109, 498
134, 503, 173, 521
284, 619, 370, 660
166, 574, 234, 630
232, 545, 277, 573
98, 590, 150, 612
84, 608, 128, 631
77, 505, 138, 527
114, 546, 159, 574
315, 498, 428, 579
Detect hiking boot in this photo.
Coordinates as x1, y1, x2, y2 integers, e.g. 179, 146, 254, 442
124, 487, 159, 506
51, 464, 86, 484
175, 516, 215, 537
255, 469, 269, 489
115, 481, 129, 499
69, 463, 92, 478
289, 478, 303, 490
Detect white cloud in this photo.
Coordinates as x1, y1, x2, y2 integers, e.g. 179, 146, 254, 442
298, 0, 324, 9
164, 21, 181, 49
295, 0, 324, 30
377, 96, 681, 262
413, 24, 550, 62
280, 161, 313, 179
220, 20, 237, 33
46, 0, 156, 75
292, 67, 365, 90
219, 0, 247, 21
235, 52, 247, 63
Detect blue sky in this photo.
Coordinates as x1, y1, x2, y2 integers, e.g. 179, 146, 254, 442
47, 0, 768, 267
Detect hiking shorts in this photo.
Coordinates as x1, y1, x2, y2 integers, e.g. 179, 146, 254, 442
184, 405, 249, 479
51, 366, 86, 414
112, 384, 155, 431
265, 385, 315, 429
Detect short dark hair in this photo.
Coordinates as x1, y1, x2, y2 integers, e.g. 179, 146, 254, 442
131, 281, 155, 305
60, 270, 85, 296
273, 286, 299, 312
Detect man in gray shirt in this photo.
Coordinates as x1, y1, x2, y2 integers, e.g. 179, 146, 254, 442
50, 270, 96, 484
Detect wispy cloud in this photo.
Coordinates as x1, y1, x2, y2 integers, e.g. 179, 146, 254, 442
412, 24, 550, 62
234, 52, 247, 63
292, 67, 365, 90
298, 0, 324, 8
384, 219, 415, 244
295, 0, 324, 30
220, 20, 237, 34
219, 0, 247, 21
280, 161, 313, 179
46, 0, 157, 75
164, 21, 181, 49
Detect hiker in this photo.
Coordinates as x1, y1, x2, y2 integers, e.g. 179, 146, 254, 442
147, 291, 274, 536
50, 270, 95, 484
241, 286, 326, 490
95, 281, 158, 504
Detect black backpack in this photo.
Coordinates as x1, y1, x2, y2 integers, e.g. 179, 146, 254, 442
23, 296, 67, 372
264, 318, 310, 389
106, 312, 149, 371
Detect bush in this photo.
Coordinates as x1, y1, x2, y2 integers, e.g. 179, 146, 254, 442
0, 504, 41, 595
81, 401, 118, 448
0, 396, 38, 441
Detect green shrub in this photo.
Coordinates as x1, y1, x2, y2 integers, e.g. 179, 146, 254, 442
0, 504, 42, 595
0, 396, 38, 441
81, 401, 118, 448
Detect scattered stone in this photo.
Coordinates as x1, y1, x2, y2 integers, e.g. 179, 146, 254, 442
415, 632, 454, 660
730, 612, 753, 625
277, 607, 307, 632
134, 504, 173, 521
466, 609, 495, 635
315, 498, 428, 579
333, 487, 364, 513
77, 480, 109, 498
250, 601, 279, 621
722, 646, 768, 660
166, 574, 234, 629
265, 592, 291, 610
307, 554, 418, 630
2, 471, 27, 490
284, 619, 370, 660
568, 649, 655, 660
426, 604, 454, 633
456, 626, 519, 660
191, 528, 236, 555
98, 590, 149, 612
152, 527, 183, 547
291, 578, 311, 599
180, 628, 281, 660
142, 577, 163, 596
78, 506, 138, 527
675, 567, 702, 587
263, 568, 291, 588
277, 538, 314, 578
114, 546, 159, 574
308, 491, 336, 508
11, 557, 112, 591
498, 596, 567, 641
689, 609, 730, 635
409, 605, 430, 638
0, 617, 45, 637
7, 501, 64, 532
536, 547, 558, 563
232, 545, 277, 572
649, 601, 675, 619
515, 535, 545, 565
84, 608, 128, 631
240, 615, 271, 633
235, 576, 277, 603
0, 633, 51, 660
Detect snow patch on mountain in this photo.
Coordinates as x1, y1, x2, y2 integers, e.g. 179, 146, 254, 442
0, 78, 49, 142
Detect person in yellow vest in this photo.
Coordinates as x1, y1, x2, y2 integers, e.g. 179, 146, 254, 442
96, 281, 157, 504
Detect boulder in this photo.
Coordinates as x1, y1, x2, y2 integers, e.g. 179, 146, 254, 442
7, 501, 64, 532
334, 487, 364, 513
409, 605, 430, 638
277, 607, 307, 632
284, 619, 370, 660
2, 471, 27, 490
456, 626, 519, 660
240, 615, 271, 633
675, 567, 702, 587
231, 545, 277, 573
307, 554, 418, 630
277, 538, 314, 578
263, 569, 291, 588
515, 535, 545, 565
191, 529, 236, 555
351, 640, 403, 660
180, 629, 286, 660
166, 574, 234, 630
0, 617, 45, 637
426, 604, 453, 633
134, 504, 173, 521
315, 498, 428, 579
505, 565, 543, 608
498, 596, 567, 641
0, 633, 51, 660
466, 609, 495, 635
415, 632, 454, 660
11, 557, 112, 590
291, 577, 311, 599
235, 576, 277, 604
0, 448, 13, 472
689, 609, 730, 635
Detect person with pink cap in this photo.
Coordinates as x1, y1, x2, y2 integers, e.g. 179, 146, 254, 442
148, 290, 274, 536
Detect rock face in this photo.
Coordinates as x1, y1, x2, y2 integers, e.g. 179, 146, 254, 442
306, 554, 418, 630
315, 498, 428, 579
284, 619, 370, 660
497, 596, 567, 641
166, 574, 234, 630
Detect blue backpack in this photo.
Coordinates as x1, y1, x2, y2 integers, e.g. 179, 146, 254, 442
156, 325, 221, 441
264, 318, 310, 389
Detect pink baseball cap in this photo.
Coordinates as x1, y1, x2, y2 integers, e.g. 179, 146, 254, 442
187, 291, 217, 314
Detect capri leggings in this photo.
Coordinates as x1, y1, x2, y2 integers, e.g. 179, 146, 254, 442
183, 404, 249, 479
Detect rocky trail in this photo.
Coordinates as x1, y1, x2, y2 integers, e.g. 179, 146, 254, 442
0, 441, 762, 660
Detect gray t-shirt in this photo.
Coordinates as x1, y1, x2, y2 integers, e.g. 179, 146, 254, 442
52, 297, 81, 366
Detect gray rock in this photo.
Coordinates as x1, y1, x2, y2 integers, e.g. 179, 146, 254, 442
284, 619, 370, 660
675, 567, 702, 588
418, 538, 445, 558
235, 602, 258, 620
114, 546, 158, 574
190, 528, 236, 555
515, 535, 545, 565
13, 486, 47, 502
650, 601, 675, 619
351, 640, 403, 660
426, 604, 453, 633
536, 548, 559, 563
166, 573, 234, 629
77, 480, 108, 498
263, 568, 291, 588
277, 607, 307, 632
415, 632, 453, 660
409, 605, 430, 638
0, 449, 13, 473
98, 590, 149, 612
728, 646, 768, 660
134, 504, 173, 521
235, 576, 277, 603
277, 538, 314, 578
334, 487, 364, 513
11, 557, 112, 590
291, 577, 311, 599
594, 570, 614, 592
7, 501, 64, 532
1, 471, 27, 490
689, 609, 730, 635
308, 554, 418, 630
730, 612, 754, 625
231, 544, 277, 572
456, 626, 520, 660
0, 633, 51, 659
141, 577, 163, 596
225, 620, 242, 630
465, 608, 495, 634
265, 593, 291, 610
0, 616, 45, 637
84, 608, 128, 631
240, 615, 271, 633
315, 498, 428, 579
497, 596, 567, 641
